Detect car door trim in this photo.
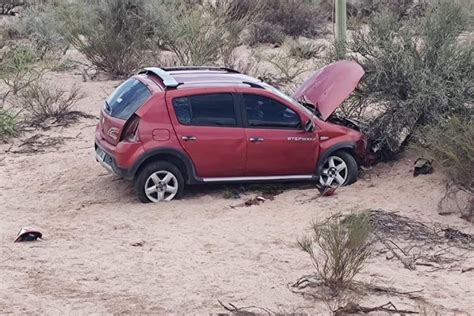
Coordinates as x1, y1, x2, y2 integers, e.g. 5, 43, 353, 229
202, 175, 315, 182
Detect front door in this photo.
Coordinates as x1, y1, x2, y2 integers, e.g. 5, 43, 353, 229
241, 93, 319, 176
169, 92, 246, 178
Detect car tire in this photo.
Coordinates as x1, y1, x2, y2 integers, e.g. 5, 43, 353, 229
134, 161, 184, 203
319, 151, 358, 187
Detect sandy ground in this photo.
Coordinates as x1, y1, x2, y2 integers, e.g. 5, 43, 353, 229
0, 65, 473, 314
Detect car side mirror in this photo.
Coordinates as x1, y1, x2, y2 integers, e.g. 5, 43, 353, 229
304, 119, 315, 133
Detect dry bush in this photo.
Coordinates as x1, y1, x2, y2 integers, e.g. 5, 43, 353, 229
286, 38, 325, 60
205, 0, 262, 25
245, 22, 285, 47
230, 53, 262, 77
347, 0, 430, 20
242, 0, 328, 46
17, 83, 84, 124
298, 213, 373, 291
257, 50, 311, 93
262, 0, 327, 38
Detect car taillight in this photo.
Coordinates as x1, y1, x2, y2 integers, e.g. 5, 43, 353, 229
120, 114, 140, 142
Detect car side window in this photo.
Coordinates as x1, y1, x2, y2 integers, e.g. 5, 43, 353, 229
173, 93, 237, 127
242, 94, 301, 129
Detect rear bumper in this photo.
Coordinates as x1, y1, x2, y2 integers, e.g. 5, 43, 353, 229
95, 142, 134, 179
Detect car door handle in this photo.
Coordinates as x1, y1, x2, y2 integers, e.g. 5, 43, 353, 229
181, 136, 197, 141
249, 137, 264, 142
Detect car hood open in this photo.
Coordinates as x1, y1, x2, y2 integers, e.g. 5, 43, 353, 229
292, 60, 364, 121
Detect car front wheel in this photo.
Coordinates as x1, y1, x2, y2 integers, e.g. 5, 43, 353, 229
319, 151, 358, 187
134, 161, 184, 203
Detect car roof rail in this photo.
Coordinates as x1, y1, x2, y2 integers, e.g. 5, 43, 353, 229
139, 67, 180, 88
181, 80, 264, 89
161, 66, 240, 74
243, 81, 264, 89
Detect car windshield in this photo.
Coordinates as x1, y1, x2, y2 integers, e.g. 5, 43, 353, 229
260, 82, 315, 117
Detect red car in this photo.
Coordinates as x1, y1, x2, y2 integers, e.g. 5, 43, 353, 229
95, 61, 367, 203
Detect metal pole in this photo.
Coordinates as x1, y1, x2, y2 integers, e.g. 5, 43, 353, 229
335, 0, 347, 54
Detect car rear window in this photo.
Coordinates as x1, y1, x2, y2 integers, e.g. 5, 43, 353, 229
105, 79, 151, 120
172, 93, 237, 127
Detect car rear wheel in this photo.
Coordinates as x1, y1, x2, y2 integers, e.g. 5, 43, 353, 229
319, 151, 358, 187
134, 161, 184, 203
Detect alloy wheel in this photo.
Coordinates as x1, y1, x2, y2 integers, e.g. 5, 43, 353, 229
144, 171, 179, 202
319, 156, 348, 187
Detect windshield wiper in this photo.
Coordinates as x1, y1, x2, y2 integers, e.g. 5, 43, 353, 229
298, 99, 321, 119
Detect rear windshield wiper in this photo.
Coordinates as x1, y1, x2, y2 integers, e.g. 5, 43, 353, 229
104, 100, 111, 113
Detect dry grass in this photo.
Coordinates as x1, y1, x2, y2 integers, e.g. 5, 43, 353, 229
17, 82, 84, 124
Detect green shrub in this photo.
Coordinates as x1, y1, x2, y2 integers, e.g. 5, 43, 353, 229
0, 108, 17, 139
60, 0, 152, 77
422, 116, 473, 193
339, 1, 473, 159
161, 8, 227, 66
0, 45, 44, 95
17, 3, 69, 57
298, 213, 373, 291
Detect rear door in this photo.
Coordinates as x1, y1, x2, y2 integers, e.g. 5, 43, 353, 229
240, 92, 319, 176
167, 90, 246, 178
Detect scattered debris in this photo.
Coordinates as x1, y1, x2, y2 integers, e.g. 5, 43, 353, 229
375, 234, 417, 270
365, 284, 424, 298
461, 267, 474, 273
413, 158, 433, 176
217, 299, 274, 316
334, 301, 419, 315
290, 273, 424, 301
369, 209, 473, 247
222, 189, 241, 199
14, 226, 43, 242
11, 134, 67, 154
235, 196, 267, 207
296, 184, 340, 204
319, 184, 339, 197
369, 209, 473, 270
442, 228, 472, 243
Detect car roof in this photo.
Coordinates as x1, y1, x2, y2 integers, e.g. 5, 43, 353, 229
138, 67, 265, 90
